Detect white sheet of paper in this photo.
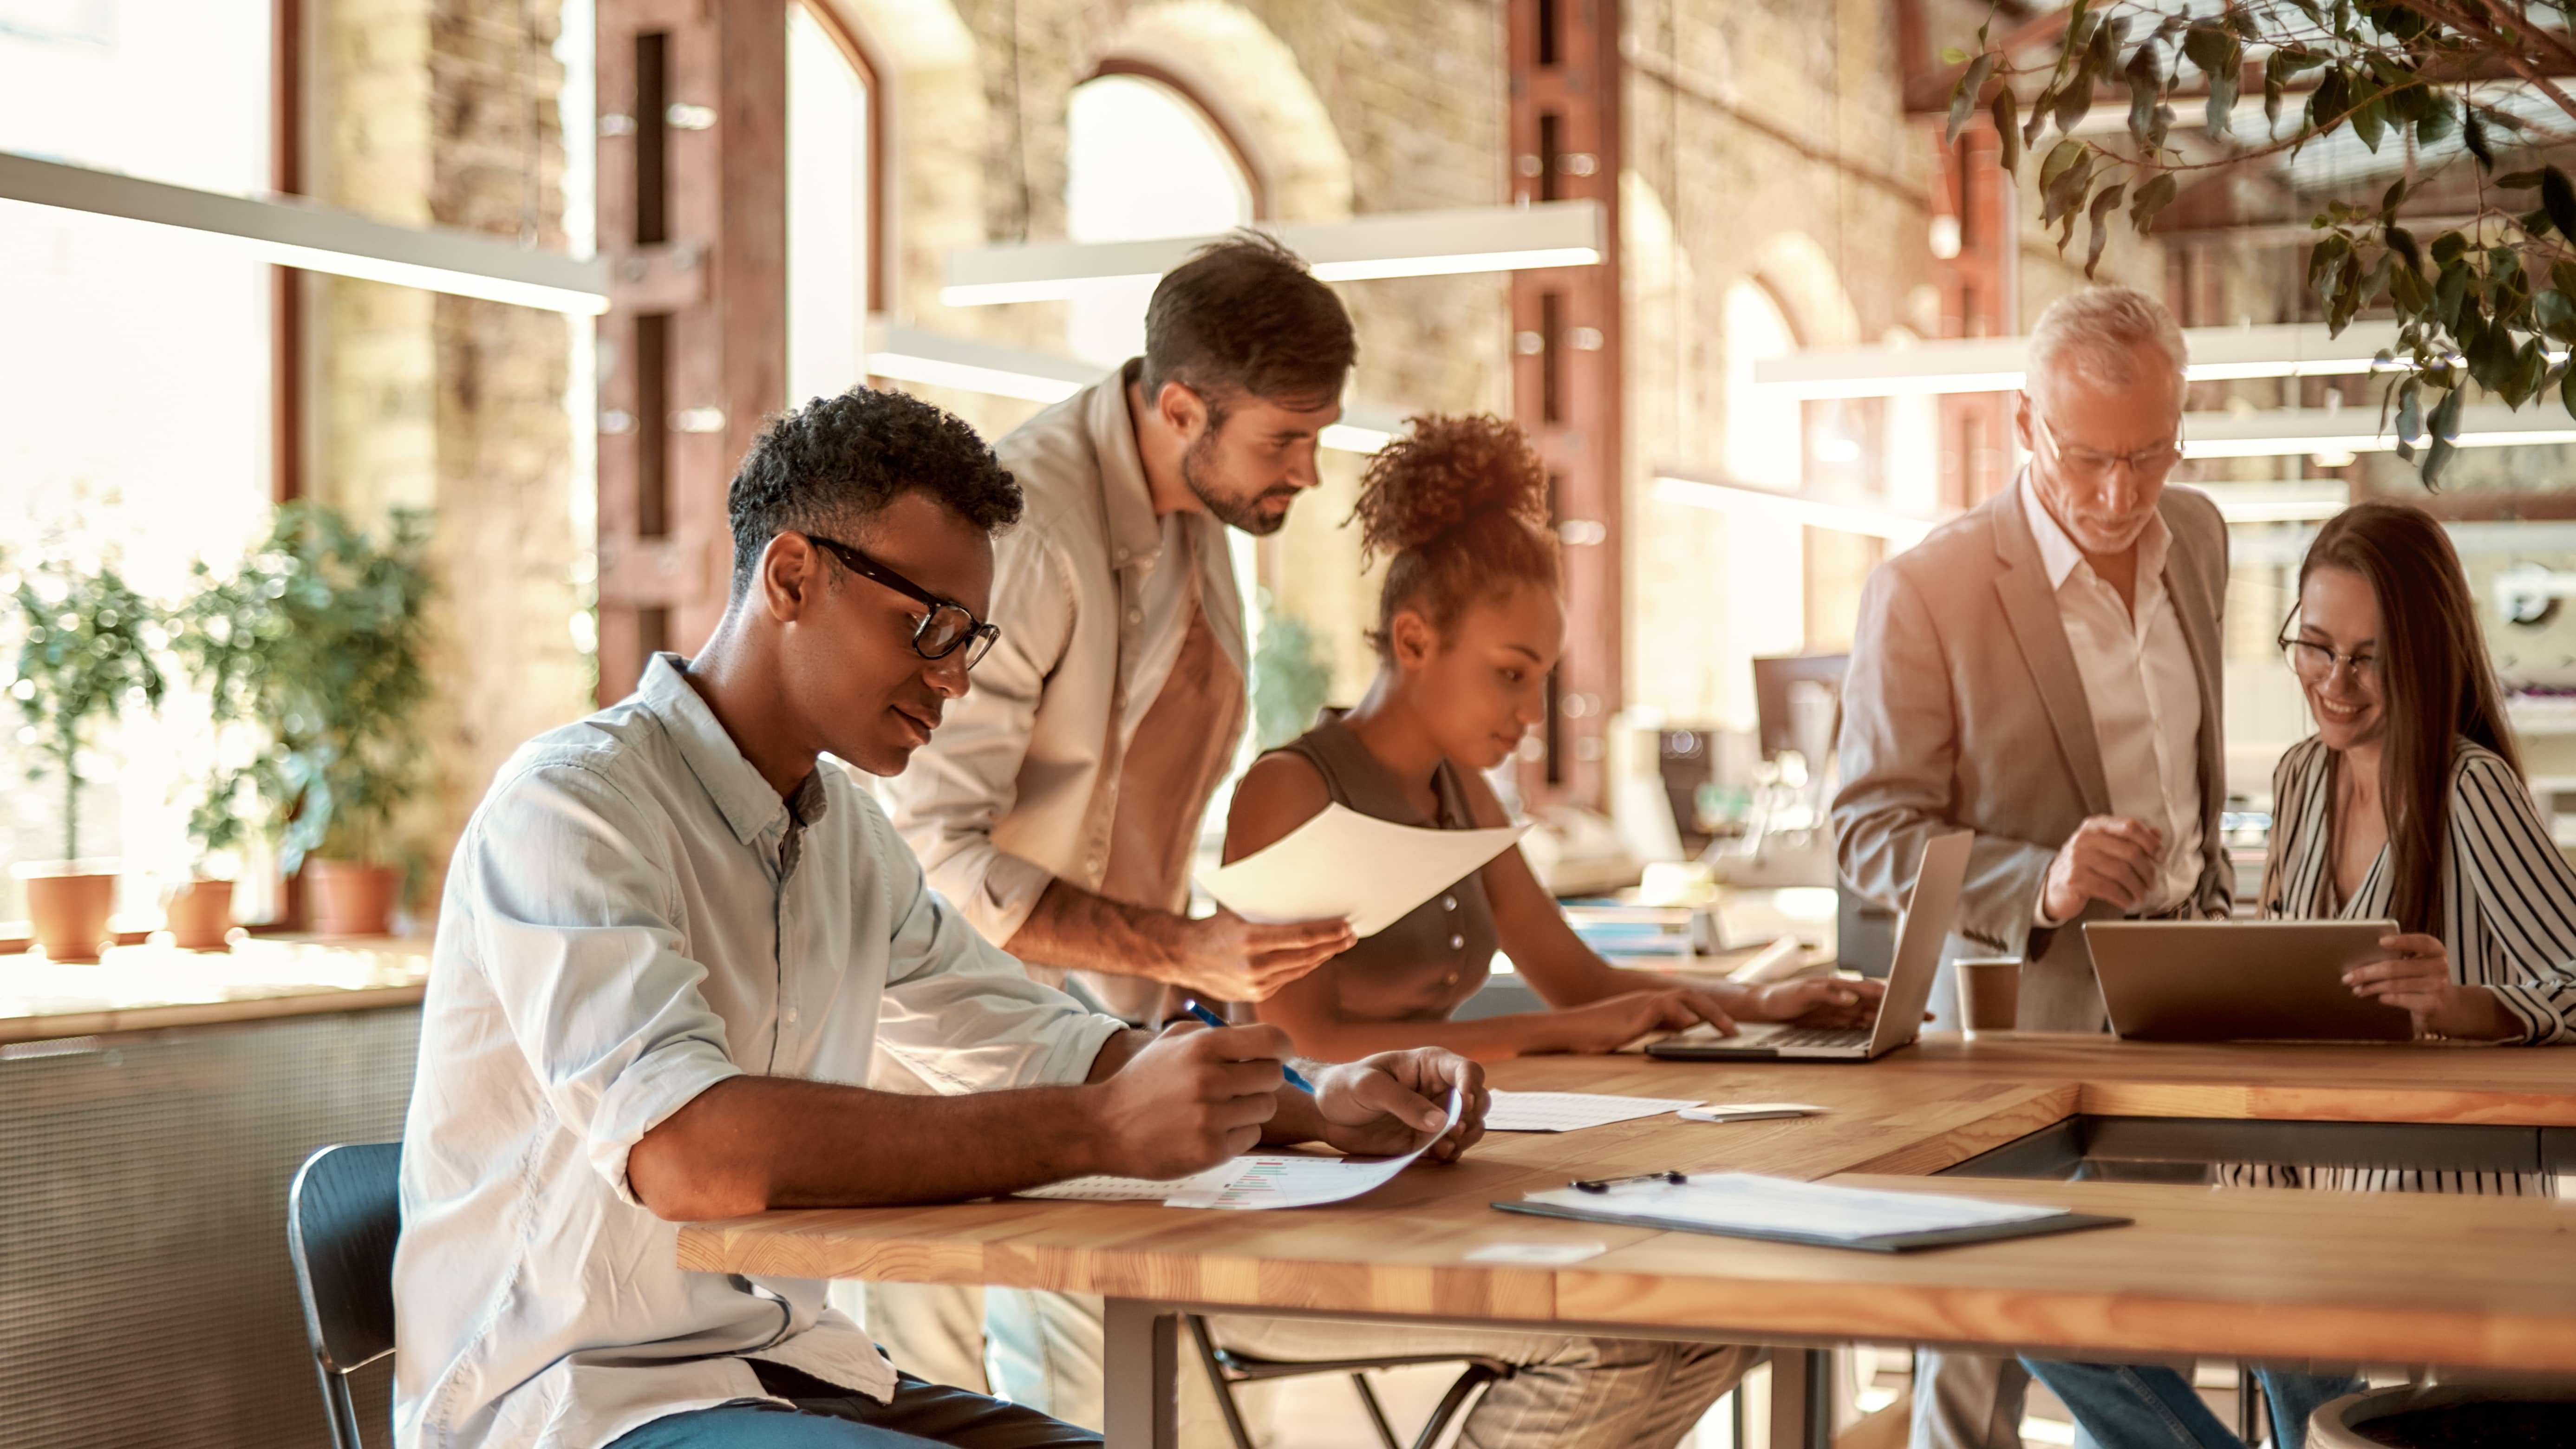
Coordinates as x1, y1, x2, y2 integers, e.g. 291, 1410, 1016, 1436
1465, 1240, 1608, 1266
1199, 803, 1528, 938
1018, 1088, 1464, 1211
1484, 1090, 1704, 1132
1676, 1103, 1827, 1123
1519, 1173, 2064, 1242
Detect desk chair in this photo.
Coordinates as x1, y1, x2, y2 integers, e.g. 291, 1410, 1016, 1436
1182, 1313, 1514, 1449
287, 1142, 403, 1449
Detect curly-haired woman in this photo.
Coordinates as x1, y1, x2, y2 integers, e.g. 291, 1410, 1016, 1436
1224, 412, 1886, 1062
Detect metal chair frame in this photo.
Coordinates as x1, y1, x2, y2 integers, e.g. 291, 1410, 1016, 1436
287, 1142, 404, 1449
1182, 1313, 1515, 1449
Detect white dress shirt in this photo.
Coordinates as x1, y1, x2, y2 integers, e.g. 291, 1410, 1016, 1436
393, 653, 1125, 1449
2019, 482, 2207, 919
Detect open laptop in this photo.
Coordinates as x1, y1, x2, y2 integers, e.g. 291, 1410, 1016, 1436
2086, 919, 2414, 1042
1646, 829, 1970, 1061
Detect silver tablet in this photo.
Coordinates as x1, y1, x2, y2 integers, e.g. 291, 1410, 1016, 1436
2083, 919, 2416, 1043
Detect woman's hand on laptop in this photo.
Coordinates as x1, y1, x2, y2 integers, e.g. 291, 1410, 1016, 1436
1545, 986, 1739, 1054
1747, 976, 1884, 1028
2345, 934, 2515, 1040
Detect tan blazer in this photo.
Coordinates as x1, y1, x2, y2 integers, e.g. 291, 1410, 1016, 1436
1832, 478, 2230, 1031
879, 362, 1248, 971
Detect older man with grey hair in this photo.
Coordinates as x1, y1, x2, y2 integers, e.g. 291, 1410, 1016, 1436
1832, 286, 2230, 1449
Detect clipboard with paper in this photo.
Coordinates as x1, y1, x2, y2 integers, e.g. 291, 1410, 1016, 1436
1494, 1173, 2130, 1253
1200, 803, 1528, 938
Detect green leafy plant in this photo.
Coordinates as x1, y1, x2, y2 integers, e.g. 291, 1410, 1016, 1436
1251, 605, 1334, 751
171, 504, 435, 874
8, 556, 166, 862
1948, 0, 2576, 483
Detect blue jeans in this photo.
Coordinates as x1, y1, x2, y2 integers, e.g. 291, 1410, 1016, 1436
608, 1359, 1101, 1448
2021, 1358, 2363, 1449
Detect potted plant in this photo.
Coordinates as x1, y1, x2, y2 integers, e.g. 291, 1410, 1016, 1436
8, 555, 165, 961
163, 769, 254, 951
175, 504, 434, 938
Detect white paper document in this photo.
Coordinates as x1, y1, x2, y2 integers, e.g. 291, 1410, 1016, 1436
1516, 1173, 2066, 1243
1200, 803, 1527, 938
1019, 1088, 1464, 1210
1484, 1091, 1704, 1132
1676, 1103, 1826, 1124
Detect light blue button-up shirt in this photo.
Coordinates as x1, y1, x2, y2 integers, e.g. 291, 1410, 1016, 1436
393, 653, 1125, 1449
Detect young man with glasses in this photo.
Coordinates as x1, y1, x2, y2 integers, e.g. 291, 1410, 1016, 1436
1830, 286, 2232, 1449
391, 389, 1484, 1449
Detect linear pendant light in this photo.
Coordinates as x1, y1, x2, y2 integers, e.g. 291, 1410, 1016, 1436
2182, 402, 2576, 458
864, 320, 1402, 454
0, 149, 610, 315
940, 201, 1604, 307
1754, 321, 2409, 399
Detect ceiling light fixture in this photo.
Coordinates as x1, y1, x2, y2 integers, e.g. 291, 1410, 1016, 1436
1, 149, 610, 314
2182, 403, 2576, 459
941, 201, 1604, 307
1651, 466, 1941, 545
1754, 321, 2409, 399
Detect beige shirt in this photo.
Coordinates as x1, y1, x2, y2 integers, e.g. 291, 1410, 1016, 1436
2019, 481, 2207, 919
880, 361, 1249, 1004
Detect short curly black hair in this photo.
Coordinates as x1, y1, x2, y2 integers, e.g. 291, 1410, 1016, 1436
726, 388, 1022, 598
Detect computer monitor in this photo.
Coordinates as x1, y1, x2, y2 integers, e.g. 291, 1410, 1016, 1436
1751, 653, 1849, 761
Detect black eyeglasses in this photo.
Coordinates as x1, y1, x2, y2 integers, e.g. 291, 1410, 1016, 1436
799, 532, 1001, 669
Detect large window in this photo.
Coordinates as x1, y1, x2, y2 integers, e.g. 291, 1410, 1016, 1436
0, 1, 277, 916
785, 0, 873, 409
1718, 280, 1806, 729
1063, 72, 1255, 366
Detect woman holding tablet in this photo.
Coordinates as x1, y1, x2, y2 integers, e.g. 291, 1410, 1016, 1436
1224, 413, 1882, 1062
2028, 501, 2576, 1448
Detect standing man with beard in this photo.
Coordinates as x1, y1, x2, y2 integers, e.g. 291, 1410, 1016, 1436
876, 234, 1363, 1422
1831, 286, 2231, 1449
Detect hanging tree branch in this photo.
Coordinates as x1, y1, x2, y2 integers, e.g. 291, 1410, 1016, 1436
1950, 0, 2576, 485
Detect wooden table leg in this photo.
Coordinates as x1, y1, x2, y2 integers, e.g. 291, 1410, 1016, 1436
1769, 1346, 1833, 1449
1102, 1297, 1177, 1449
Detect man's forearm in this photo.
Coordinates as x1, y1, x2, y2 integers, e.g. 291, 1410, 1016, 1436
628, 1075, 1118, 1220
1004, 876, 1186, 981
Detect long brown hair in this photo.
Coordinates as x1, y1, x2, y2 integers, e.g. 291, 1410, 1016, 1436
1349, 413, 1560, 659
2297, 502, 2519, 933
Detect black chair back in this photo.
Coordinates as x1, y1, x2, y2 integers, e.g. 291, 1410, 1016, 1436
287, 1142, 402, 1449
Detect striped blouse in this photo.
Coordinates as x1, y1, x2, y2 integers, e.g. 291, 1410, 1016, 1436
2260, 734, 2576, 1047
2223, 736, 2576, 1196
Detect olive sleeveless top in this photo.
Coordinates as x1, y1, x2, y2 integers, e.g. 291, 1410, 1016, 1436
1265, 713, 1501, 1021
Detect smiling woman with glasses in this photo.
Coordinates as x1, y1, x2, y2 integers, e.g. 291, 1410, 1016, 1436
2023, 499, 2576, 1449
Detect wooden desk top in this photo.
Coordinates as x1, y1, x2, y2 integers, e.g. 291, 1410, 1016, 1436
679, 1037, 2576, 1371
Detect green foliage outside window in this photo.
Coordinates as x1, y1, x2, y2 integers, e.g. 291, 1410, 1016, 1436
1251, 607, 1334, 751
1950, 0, 2576, 484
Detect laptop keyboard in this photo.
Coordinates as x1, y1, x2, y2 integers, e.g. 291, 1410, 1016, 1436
1761, 1025, 1871, 1049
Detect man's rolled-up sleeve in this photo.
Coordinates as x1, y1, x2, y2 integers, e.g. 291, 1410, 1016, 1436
868, 811, 1125, 1094
463, 762, 744, 1205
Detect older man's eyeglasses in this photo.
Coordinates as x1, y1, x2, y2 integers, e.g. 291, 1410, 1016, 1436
2033, 413, 2183, 483
798, 532, 1001, 669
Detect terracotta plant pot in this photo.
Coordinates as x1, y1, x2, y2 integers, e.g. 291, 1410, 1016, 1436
306, 859, 402, 939
20, 865, 118, 963
165, 878, 236, 951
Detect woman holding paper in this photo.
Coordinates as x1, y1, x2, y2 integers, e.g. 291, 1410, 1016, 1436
1226, 413, 1884, 1062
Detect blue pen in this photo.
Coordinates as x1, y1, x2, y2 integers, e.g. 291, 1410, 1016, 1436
1180, 999, 1315, 1094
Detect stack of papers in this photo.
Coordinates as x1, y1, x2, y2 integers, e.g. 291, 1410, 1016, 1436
1484, 1091, 1703, 1132
1498, 1172, 2120, 1252
1019, 1088, 1463, 1210
1200, 803, 1527, 937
